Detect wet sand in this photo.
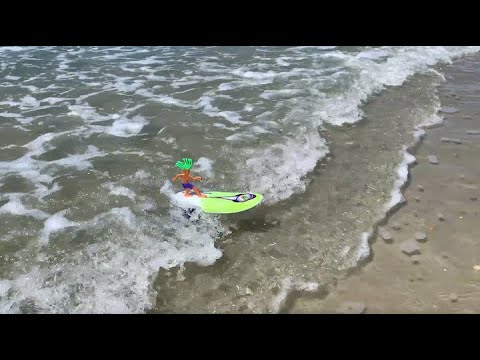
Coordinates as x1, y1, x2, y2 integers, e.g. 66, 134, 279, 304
290, 54, 480, 314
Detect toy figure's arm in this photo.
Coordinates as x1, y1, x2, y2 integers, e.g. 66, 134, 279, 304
189, 174, 203, 181
172, 174, 182, 182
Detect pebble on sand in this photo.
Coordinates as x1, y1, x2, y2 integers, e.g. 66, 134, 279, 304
449, 293, 458, 303
437, 213, 445, 221
415, 232, 428, 242
415, 197, 421, 202
474, 265, 480, 271
379, 228, 393, 242
337, 302, 366, 314
417, 185, 424, 192
470, 197, 478, 201
466, 130, 480, 135
428, 155, 439, 164
441, 137, 463, 144
390, 222, 401, 230
401, 240, 421, 256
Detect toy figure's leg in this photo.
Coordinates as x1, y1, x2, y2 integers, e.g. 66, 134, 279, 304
193, 187, 207, 198
184, 189, 193, 197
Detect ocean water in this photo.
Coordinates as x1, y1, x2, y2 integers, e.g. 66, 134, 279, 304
0, 46, 478, 313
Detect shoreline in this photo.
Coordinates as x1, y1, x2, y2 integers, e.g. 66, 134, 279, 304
290, 54, 480, 314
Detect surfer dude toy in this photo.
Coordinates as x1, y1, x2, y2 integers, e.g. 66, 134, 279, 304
172, 158, 207, 198
171, 157, 263, 216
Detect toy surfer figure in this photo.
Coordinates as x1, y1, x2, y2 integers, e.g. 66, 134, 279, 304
172, 158, 207, 198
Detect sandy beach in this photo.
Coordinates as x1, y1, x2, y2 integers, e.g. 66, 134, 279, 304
290, 54, 480, 314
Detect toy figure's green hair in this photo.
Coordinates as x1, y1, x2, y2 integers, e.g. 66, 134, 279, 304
175, 158, 193, 170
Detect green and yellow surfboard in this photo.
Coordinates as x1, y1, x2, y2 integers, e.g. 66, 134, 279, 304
173, 191, 263, 214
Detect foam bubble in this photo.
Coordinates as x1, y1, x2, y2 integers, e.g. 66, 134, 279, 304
213, 123, 238, 131
192, 157, 214, 177
243, 104, 254, 112
356, 49, 391, 61
218, 78, 274, 91
41, 97, 72, 105
103, 183, 137, 200
0, 112, 21, 118
386, 149, 417, 210
250, 126, 271, 134
419, 108, 444, 128
48, 145, 106, 171
55, 74, 75, 80
39, 212, 77, 245
171, 80, 200, 88
37, 182, 61, 201
160, 180, 176, 199
156, 95, 194, 108
20, 95, 40, 108
276, 58, 290, 67
210, 111, 248, 125
0, 132, 57, 185
134, 170, 150, 179
68, 104, 109, 123
0, 194, 49, 219
135, 88, 156, 98
108, 79, 145, 93
129, 56, 165, 65
226, 133, 257, 142
0, 281, 10, 298
218, 82, 241, 91
270, 277, 318, 313
109, 207, 137, 229
233, 69, 277, 80
107, 116, 148, 137
22, 85, 38, 93
260, 89, 306, 100
356, 232, 371, 261
145, 74, 168, 82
